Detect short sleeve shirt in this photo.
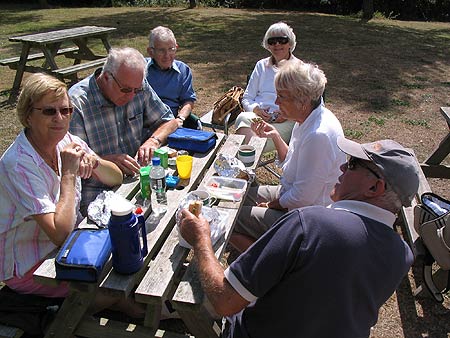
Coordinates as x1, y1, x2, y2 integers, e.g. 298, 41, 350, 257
224, 201, 414, 338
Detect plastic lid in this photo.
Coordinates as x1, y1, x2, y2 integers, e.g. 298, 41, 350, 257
151, 157, 160, 166
110, 199, 134, 216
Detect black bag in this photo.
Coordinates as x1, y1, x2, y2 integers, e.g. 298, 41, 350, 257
55, 228, 112, 283
167, 128, 217, 153
0, 285, 63, 337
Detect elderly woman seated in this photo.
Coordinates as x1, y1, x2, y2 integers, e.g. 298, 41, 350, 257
231, 61, 346, 252
234, 21, 300, 152
0, 73, 143, 318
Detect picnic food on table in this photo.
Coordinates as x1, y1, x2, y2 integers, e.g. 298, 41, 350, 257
189, 200, 202, 216
251, 117, 263, 123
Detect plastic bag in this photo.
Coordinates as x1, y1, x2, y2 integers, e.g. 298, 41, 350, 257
175, 192, 228, 249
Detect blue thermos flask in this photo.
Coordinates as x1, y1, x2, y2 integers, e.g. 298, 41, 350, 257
108, 202, 148, 274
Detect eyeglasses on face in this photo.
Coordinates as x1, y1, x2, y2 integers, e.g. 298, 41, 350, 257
33, 107, 73, 116
109, 72, 143, 94
267, 36, 290, 46
347, 156, 381, 179
150, 47, 177, 56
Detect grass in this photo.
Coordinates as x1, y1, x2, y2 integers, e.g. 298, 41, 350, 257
0, 4, 450, 337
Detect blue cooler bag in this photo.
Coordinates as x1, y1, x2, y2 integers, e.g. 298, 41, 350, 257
168, 128, 217, 153
55, 228, 112, 282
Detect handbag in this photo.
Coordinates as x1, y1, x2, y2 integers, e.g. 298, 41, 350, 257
167, 128, 217, 153
211, 86, 244, 125
414, 192, 450, 270
55, 228, 112, 282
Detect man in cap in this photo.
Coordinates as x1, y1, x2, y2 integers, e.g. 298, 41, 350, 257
179, 136, 418, 338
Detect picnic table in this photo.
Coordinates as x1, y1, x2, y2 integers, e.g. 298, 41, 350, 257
0, 26, 116, 102
420, 107, 450, 179
32, 133, 266, 338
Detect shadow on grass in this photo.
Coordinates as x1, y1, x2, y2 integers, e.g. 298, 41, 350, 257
1, 7, 449, 115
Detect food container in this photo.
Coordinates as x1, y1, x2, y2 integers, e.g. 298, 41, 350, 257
205, 176, 247, 201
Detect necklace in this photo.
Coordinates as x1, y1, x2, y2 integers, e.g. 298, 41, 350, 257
27, 132, 59, 175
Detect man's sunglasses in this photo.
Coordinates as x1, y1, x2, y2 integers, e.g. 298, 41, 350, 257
33, 107, 73, 116
267, 36, 290, 45
109, 72, 143, 94
347, 156, 381, 179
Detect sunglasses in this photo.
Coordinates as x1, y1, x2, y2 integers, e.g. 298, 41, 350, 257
347, 156, 381, 179
267, 36, 290, 46
33, 107, 73, 116
109, 72, 143, 94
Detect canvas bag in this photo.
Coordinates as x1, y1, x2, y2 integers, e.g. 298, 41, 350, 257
167, 128, 217, 153
55, 227, 112, 282
414, 192, 450, 270
211, 86, 244, 125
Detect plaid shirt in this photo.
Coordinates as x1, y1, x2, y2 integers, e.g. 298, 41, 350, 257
69, 68, 174, 209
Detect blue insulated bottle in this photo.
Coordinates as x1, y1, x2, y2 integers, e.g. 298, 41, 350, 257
108, 201, 148, 275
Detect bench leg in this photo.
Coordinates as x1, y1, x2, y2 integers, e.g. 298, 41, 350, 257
8, 44, 30, 103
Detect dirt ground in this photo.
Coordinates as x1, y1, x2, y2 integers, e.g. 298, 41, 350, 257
0, 6, 449, 337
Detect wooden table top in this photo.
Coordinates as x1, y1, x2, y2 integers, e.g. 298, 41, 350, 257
9, 26, 116, 44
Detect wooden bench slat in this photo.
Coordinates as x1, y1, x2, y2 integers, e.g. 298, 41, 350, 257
0, 47, 80, 67
52, 57, 106, 77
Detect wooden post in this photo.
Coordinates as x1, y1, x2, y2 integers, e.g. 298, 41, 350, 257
189, 0, 196, 8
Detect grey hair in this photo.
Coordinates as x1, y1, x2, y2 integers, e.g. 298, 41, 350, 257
102, 47, 147, 77
149, 26, 177, 48
275, 61, 326, 103
363, 163, 403, 213
262, 22, 297, 52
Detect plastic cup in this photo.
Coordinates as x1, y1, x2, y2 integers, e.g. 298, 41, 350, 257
176, 155, 193, 179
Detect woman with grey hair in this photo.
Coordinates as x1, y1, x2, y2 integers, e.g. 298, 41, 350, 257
235, 21, 299, 152
231, 61, 346, 252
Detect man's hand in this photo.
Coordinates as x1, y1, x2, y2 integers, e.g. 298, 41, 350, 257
102, 153, 140, 176
179, 209, 212, 248
136, 137, 160, 166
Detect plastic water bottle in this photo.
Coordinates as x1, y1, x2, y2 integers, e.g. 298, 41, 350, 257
150, 157, 167, 215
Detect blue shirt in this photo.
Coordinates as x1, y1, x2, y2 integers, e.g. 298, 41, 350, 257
146, 58, 196, 116
68, 68, 173, 210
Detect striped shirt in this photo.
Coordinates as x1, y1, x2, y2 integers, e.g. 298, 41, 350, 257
0, 131, 90, 280
69, 68, 174, 209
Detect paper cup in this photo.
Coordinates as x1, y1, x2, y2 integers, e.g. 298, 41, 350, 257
191, 190, 217, 207
238, 145, 256, 166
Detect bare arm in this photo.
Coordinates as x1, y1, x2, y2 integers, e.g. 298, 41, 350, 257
178, 101, 195, 121
136, 119, 179, 165
33, 143, 83, 246
179, 209, 249, 316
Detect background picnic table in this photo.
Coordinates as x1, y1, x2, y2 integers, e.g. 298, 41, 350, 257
0, 5, 450, 337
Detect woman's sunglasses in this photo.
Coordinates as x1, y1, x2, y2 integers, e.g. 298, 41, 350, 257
33, 107, 73, 116
347, 156, 381, 179
267, 36, 290, 46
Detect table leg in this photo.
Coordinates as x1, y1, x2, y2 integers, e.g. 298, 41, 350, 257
421, 133, 450, 178
101, 37, 112, 51
44, 289, 95, 338
8, 43, 30, 103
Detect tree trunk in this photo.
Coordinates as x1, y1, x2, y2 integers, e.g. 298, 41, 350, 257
38, 0, 50, 8
189, 0, 196, 8
362, 0, 374, 19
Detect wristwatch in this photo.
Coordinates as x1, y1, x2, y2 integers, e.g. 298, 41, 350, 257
150, 135, 162, 146
177, 115, 186, 122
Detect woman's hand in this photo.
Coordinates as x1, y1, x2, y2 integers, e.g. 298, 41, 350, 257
60, 143, 85, 176
253, 106, 272, 122
251, 119, 278, 139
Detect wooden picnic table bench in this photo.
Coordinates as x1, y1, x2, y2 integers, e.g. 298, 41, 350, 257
1, 26, 116, 102
421, 107, 450, 179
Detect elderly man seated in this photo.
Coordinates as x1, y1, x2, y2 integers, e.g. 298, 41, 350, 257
179, 136, 418, 338
146, 26, 200, 130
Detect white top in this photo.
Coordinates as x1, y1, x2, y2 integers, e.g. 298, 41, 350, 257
242, 55, 299, 113
0, 131, 91, 280
279, 103, 346, 210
